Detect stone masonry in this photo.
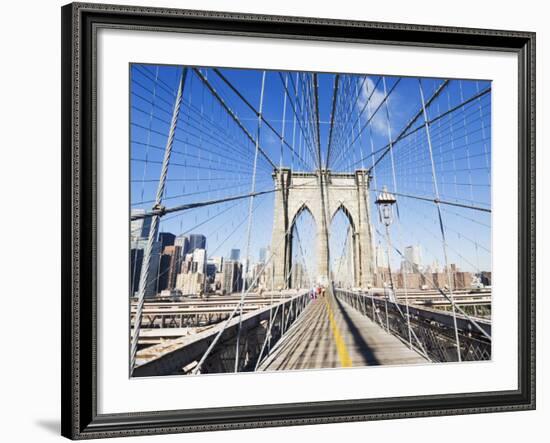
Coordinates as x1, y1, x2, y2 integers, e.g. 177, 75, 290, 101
270, 168, 375, 289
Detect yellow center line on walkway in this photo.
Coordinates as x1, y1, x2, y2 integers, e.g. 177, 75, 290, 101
324, 295, 352, 367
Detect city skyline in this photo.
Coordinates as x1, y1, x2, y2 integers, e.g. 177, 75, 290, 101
131, 215, 490, 298
131, 209, 278, 297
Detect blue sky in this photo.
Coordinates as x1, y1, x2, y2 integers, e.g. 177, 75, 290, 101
130, 64, 491, 277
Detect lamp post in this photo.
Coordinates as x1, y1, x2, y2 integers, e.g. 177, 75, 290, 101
375, 186, 397, 283
375, 186, 397, 332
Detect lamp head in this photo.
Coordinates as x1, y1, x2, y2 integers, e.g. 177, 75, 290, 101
375, 186, 397, 227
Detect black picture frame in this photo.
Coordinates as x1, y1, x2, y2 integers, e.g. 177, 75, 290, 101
61, 2, 536, 439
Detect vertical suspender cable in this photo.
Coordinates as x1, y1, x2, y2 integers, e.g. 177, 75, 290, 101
234, 71, 266, 372
459, 80, 475, 204
313, 73, 322, 170
131, 66, 160, 296
418, 79, 462, 362
280, 74, 288, 168
382, 77, 400, 216
130, 67, 188, 374
326, 74, 340, 169
475, 81, 491, 174
290, 73, 298, 170
381, 77, 414, 348
446, 87, 460, 199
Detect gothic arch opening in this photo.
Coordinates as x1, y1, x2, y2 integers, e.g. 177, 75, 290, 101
288, 204, 317, 289
329, 204, 357, 288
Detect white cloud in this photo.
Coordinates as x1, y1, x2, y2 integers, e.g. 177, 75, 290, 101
356, 77, 397, 138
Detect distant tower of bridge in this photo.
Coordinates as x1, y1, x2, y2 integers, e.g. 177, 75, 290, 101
270, 168, 375, 289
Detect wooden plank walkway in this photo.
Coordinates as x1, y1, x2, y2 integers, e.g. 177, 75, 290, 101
258, 290, 427, 371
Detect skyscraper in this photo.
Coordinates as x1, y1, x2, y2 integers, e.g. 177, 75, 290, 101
130, 209, 152, 240
158, 232, 175, 250
174, 235, 189, 256
193, 248, 207, 274
147, 242, 162, 298
208, 256, 224, 273
130, 248, 144, 296
230, 248, 240, 261
175, 248, 207, 295
130, 209, 159, 298
403, 245, 422, 273
188, 234, 206, 253
258, 247, 267, 263
130, 241, 161, 298
158, 245, 182, 291
222, 260, 242, 294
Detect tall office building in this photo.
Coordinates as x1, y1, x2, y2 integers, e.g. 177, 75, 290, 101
206, 261, 217, 280
230, 248, 240, 261
130, 248, 144, 296
130, 241, 161, 298
130, 208, 159, 298
158, 245, 182, 291
188, 234, 206, 253
174, 235, 189, 256
258, 247, 267, 263
403, 245, 422, 273
193, 248, 207, 274
158, 232, 175, 250
208, 256, 224, 273
147, 242, 162, 297
222, 260, 243, 294
175, 248, 207, 295
130, 209, 152, 240
213, 256, 224, 272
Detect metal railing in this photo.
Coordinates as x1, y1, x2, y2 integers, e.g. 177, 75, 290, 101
334, 289, 491, 363
133, 290, 311, 376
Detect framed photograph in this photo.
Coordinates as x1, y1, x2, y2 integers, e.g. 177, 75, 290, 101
61, 2, 535, 439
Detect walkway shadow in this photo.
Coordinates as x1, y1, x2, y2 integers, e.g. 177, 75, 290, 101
332, 291, 380, 366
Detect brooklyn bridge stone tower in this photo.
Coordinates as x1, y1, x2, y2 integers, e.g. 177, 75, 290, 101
270, 168, 376, 289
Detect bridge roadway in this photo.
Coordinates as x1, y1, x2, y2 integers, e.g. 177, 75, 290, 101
258, 288, 427, 371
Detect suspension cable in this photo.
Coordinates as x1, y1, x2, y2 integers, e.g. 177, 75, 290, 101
130, 68, 187, 374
